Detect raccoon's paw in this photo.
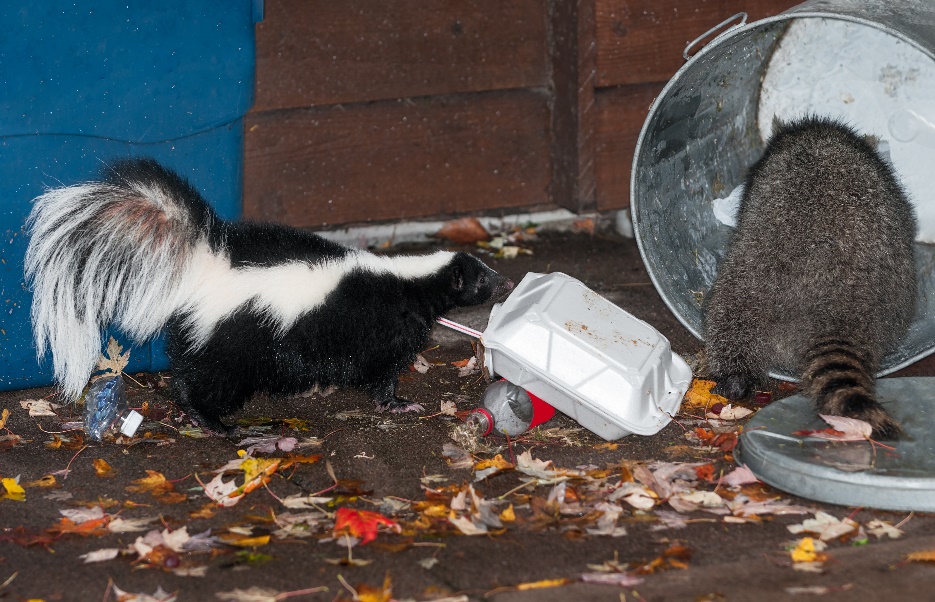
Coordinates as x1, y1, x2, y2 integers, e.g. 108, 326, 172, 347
710, 374, 754, 401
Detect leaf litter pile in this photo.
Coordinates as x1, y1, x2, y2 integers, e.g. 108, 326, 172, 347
4, 233, 935, 601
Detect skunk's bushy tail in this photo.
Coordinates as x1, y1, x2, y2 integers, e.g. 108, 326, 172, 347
25, 159, 220, 399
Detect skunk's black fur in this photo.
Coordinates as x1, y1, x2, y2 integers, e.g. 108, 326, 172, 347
26, 158, 513, 433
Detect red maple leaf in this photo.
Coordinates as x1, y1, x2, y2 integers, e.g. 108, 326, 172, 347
333, 507, 400, 545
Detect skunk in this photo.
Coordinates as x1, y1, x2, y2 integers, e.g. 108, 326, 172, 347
25, 158, 513, 433
703, 117, 916, 438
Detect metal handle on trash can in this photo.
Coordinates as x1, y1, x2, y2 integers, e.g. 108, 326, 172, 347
683, 12, 747, 61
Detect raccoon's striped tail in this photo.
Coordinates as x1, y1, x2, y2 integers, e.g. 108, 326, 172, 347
801, 338, 900, 438
24, 159, 219, 400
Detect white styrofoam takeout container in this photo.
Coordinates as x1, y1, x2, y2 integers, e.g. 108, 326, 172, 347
481, 272, 692, 440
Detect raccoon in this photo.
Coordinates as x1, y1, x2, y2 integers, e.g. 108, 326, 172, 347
702, 116, 917, 438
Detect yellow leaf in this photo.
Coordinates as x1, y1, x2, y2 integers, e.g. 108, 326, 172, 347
907, 550, 935, 563
683, 379, 729, 410
0, 408, 9, 429
516, 578, 572, 591
222, 534, 270, 547
93, 458, 114, 477
2, 477, 25, 500
791, 537, 818, 563
282, 418, 312, 431
499, 504, 516, 523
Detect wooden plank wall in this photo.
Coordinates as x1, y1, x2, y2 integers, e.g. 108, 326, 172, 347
244, 0, 801, 228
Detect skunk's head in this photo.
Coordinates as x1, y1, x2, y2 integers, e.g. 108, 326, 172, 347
447, 252, 513, 307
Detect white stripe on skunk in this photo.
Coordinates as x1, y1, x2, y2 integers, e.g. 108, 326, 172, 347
25, 158, 512, 433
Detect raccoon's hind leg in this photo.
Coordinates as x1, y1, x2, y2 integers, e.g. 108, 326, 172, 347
802, 339, 900, 439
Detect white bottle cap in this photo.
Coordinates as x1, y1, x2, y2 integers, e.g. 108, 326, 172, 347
120, 410, 144, 437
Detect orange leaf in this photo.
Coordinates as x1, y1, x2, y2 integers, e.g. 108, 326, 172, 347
683, 379, 729, 410
93, 458, 114, 478
474, 454, 514, 472
907, 550, 935, 563
51, 516, 110, 537
435, 217, 490, 245
127, 470, 170, 493
694, 464, 716, 482
334, 507, 400, 545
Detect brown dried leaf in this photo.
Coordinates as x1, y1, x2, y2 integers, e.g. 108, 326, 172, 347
96, 337, 130, 375
435, 217, 490, 245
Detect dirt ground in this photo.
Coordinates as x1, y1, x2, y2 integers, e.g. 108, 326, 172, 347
2, 229, 935, 602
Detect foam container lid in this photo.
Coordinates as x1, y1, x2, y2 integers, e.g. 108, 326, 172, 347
481, 272, 692, 440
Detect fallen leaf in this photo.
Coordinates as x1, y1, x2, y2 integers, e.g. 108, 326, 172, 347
683, 379, 729, 410
202, 473, 244, 507
788, 511, 858, 541
866, 519, 903, 539
110, 583, 178, 602
108, 517, 157, 533
790, 537, 828, 563
907, 550, 935, 563
515, 578, 572, 591
722, 465, 759, 487
793, 415, 872, 441
334, 507, 400, 545
1, 477, 25, 501
355, 573, 393, 602
580, 572, 644, 587
455, 356, 478, 377
80, 548, 121, 563
412, 354, 432, 374
216, 586, 328, 602
436, 217, 490, 244
708, 404, 754, 421
474, 454, 514, 481
24, 474, 58, 488
96, 337, 130, 375
94, 458, 115, 478
20, 399, 60, 417
0, 408, 9, 429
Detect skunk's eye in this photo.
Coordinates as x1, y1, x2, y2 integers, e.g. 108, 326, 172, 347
478, 274, 488, 286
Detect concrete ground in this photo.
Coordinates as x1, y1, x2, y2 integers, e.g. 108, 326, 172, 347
2, 229, 935, 602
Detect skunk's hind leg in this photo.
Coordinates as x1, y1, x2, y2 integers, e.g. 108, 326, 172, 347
173, 375, 231, 436
370, 380, 424, 413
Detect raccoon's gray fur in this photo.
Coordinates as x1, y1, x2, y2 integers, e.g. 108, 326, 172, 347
703, 116, 917, 438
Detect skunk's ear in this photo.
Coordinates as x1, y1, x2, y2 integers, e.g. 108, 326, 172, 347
451, 264, 465, 291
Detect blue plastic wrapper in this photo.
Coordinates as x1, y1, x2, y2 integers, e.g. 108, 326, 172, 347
83, 375, 133, 441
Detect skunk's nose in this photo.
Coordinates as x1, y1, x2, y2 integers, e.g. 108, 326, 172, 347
494, 277, 514, 300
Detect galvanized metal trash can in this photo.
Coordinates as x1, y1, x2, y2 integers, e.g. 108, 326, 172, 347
630, 0, 935, 379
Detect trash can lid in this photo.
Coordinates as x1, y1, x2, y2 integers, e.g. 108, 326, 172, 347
736, 377, 935, 512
